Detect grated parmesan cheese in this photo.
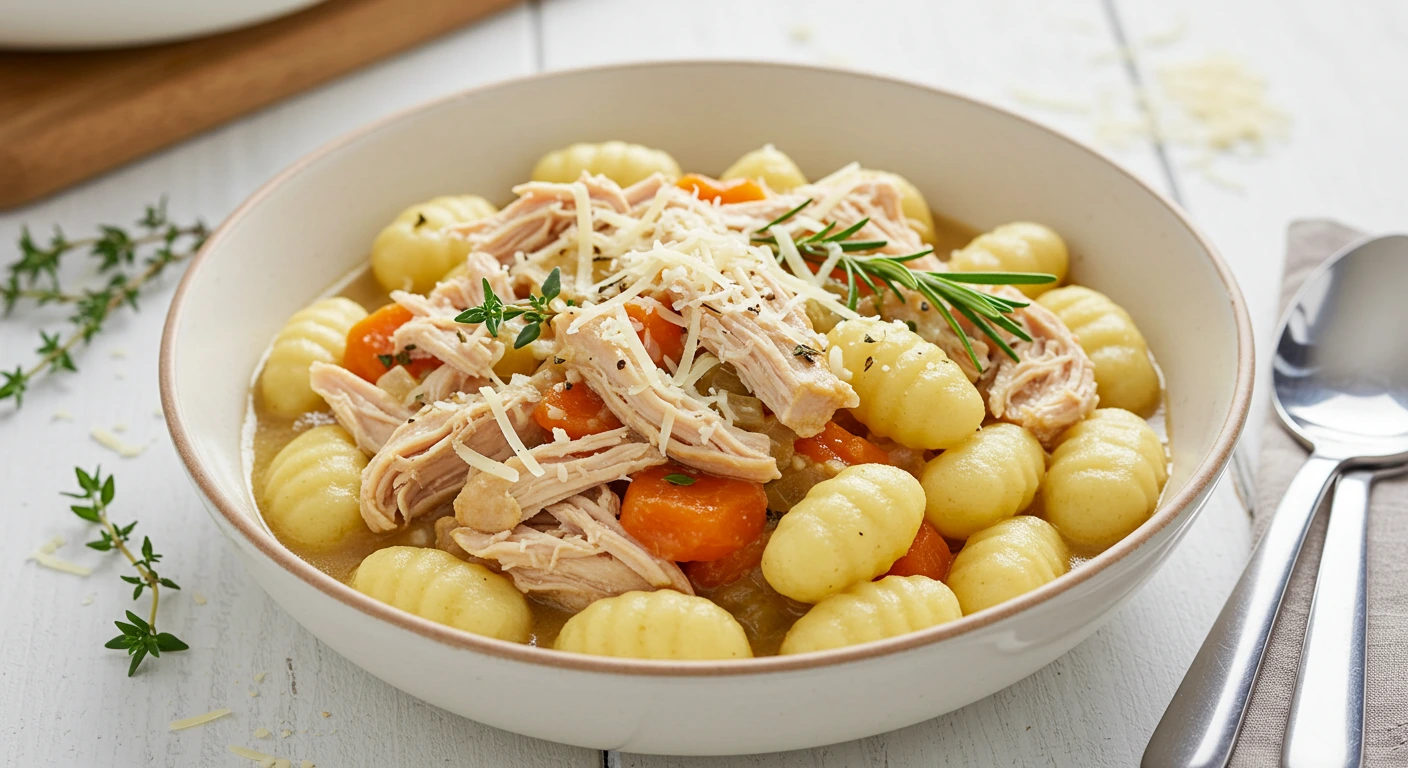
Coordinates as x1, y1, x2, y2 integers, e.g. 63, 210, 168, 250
169, 707, 233, 731
193, 592, 208, 606
452, 438, 518, 483
27, 535, 92, 576
52, 409, 73, 421
570, 182, 594, 295
658, 406, 676, 456
480, 386, 544, 477
253, 672, 267, 683
91, 427, 145, 458
254, 728, 272, 739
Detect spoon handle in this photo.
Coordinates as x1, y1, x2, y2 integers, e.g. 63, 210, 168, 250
1283, 470, 1370, 768
1143, 453, 1344, 768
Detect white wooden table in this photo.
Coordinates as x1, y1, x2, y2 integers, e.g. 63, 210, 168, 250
3, 1, 1405, 765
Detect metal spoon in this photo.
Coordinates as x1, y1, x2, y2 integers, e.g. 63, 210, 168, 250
1143, 233, 1408, 768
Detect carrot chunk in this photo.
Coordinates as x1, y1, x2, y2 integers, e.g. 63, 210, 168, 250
531, 381, 623, 439
624, 299, 685, 367
621, 464, 768, 562
684, 530, 771, 589
794, 421, 892, 467
675, 174, 768, 204
343, 302, 441, 382
884, 521, 952, 582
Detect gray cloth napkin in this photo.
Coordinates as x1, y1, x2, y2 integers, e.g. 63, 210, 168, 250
1230, 221, 1408, 766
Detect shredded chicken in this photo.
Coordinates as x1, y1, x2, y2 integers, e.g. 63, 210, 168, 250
449, 486, 690, 611
452, 427, 665, 532
390, 253, 507, 378
406, 364, 486, 407
308, 362, 413, 454
359, 376, 547, 532
983, 288, 1099, 446
555, 308, 780, 482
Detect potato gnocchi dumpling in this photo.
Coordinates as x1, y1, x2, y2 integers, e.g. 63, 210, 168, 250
554, 590, 752, 660
827, 318, 985, 450
248, 144, 1172, 659
1039, 286, 1161, 416
262, 425, 368, 550
259, 297, 367, 417
920, 423, 1046, 540
762, 464, 925, 604
531, 141, 681, 187
721, 144, 808, 192
1042, 408, 1169, 552
780, 575, 962, 655
947, 516, 1071, 615
353, 546, 531, 643
371, 195, 497, 294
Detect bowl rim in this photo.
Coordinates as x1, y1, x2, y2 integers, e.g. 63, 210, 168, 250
160, 59, 1254, 677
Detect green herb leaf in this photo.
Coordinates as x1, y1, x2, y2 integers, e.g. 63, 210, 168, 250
663, 474, 696, 486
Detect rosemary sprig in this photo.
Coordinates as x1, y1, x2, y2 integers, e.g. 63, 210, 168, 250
1, 200, 208, 408
455, 267, 563, 349
64, 467, 188, 676
752, 199, 1055, 372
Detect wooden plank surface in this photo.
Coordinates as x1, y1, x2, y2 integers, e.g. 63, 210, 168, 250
0, 0, 522, 210
2, 0, 1405, 764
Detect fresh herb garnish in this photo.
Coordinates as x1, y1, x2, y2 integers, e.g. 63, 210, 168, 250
793, 344, 820, 363
1, 200, 208, 408
64, 467, 188, 676
753, 199, 1055, 372
663, 473, 696, 486
455, 267, 561, 349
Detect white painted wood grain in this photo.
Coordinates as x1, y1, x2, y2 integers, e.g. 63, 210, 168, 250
5, 0, 1402, 764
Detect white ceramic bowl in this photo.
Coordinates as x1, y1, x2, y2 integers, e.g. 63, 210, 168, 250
161, 61, 1253, 755
0, 0, 324, 49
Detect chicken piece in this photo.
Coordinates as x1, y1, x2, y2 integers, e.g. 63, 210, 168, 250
669, 268, 856, 438
359, 377, 547, 532
554, 308, 780, 482
983, 288, 1099, 446
878, 290, 992, 382
391, 252, 507, 378
622, 174, 670, 208
405, 364, 486, 407
452, 427, 666, 532
307, 362, 413, 454
451, 174, 633, 264
449, 487, 691, 612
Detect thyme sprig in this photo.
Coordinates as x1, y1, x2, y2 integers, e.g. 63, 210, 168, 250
1, 200, 208, 408
752, 198, 1055, 371
64, 467, 188, 676
455, 267, 563, 349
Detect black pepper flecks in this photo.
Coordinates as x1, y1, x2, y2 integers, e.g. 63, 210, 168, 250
616, 359, 627, 370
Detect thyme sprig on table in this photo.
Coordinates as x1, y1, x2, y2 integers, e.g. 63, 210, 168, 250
752, 198, 1056, 371
0, 200, 208, 408
64, 467, 188, 676
455, 267, 564, 349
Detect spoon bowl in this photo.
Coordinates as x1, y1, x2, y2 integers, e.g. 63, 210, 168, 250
1274, 234, 1408, 462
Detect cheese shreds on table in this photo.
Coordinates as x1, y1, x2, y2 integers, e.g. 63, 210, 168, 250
254, 727, 272, 738
478, 386, 543, 477
1158, 54, 1289, 152
91, 427, 146, 458
169, 707, 233, 731
253, 672, 267, 683
52, 409, 74, 421
28, 535, 93, 577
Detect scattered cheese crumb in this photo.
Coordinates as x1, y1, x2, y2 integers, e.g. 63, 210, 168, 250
80, 594, 94, 606
193, 592, 208, 605
109, 347, 129, 359
153, 408, 164, 418
253, 672, 267, 683
111, 423, 128, 433
1008, 86, 1091, 115
28, 536, 93, 576
1158, 54, 1289, 152
170, 707, 233, 731
249, 689, 260, 698
52, 409, 74, 421
254, 727, 272, 739
91, 427, 146, 458
788, 24, 814, 44
1141, 15, 1189, 48
302, 762, 316, 768
280, 729, 292, 739
320, 712, 330, 718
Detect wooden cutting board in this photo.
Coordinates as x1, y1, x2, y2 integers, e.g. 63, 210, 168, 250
0, 0, 521, 210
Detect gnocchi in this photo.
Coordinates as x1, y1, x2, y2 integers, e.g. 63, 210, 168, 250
1041, 408, 1168, 552
762, 464, 925, 603
371, 195, 497, 294
531, 141, 681, 187
353, 546, 531, 642
861, 170, 937, 245
721, 144, 808, 192
920, 423, 1046, 540
946, 516, 1070, 615
949, 223, 1068, 297
259, 297, 367, 417
827, 317, 985, 450
780, 575, 962, 654
263, 425, 368, 550
554, 590, 752, 660
1038, 286, 1161, 415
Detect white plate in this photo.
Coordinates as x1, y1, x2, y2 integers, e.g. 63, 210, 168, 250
0, 0, 326, 49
